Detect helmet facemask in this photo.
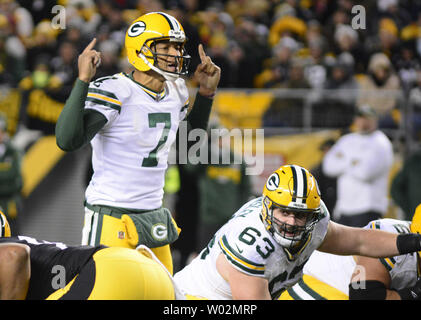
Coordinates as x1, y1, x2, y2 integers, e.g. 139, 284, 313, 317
138, 37, 191, 81
263, 196, 321, 251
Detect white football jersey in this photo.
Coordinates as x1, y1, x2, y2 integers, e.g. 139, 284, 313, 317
283, 218, 419, 299
84, 73, 189, 210
174, 197, 330, 299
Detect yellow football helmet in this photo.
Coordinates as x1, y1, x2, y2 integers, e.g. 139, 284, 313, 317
261, 164, 322, 248
125, 12, 191, 81
0, 211, 11, 237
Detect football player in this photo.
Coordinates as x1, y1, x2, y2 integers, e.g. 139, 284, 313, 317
349, 204, 421, 300
55, 12, 221, 274
173, 164, 421, 299
0, 212, 183, 300
279, 205, 421, 300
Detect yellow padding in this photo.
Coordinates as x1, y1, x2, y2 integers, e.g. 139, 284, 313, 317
21, 135, 65, 197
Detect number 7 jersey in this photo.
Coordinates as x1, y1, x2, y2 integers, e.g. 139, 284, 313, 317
84, 72, 189, 210
173, 197, 330, 299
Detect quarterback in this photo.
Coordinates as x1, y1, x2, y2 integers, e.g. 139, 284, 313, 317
55, 12, 221, 274
0, 212, 183, 300
173, 164, 421, 299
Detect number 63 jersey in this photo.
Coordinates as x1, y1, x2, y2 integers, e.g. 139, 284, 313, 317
173, 197, 330, 299
84, 72, 189, 210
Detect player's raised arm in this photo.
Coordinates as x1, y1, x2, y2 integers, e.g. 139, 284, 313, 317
56, 38, 107, 152
185, 44, 221, 136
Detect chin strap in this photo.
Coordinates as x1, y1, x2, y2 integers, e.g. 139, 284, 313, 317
138, 52, 180, 81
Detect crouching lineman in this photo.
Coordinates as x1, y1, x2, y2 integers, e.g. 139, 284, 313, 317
0, 212, 183, 300
173, 164, 421, 300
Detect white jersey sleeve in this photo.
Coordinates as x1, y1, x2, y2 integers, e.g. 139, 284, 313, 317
85, 74, 130, 125
218, 219, 268, 277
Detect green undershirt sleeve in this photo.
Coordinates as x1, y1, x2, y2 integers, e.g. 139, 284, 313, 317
186, 92, 213, 131
55, 79, 107, 152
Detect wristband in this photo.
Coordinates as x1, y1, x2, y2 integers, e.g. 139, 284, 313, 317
396, 233, 421, 255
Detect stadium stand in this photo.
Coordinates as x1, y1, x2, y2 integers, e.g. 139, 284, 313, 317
0, 0, 420, 251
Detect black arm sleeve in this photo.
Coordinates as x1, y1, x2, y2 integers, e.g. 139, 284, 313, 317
55, 79, 107, 152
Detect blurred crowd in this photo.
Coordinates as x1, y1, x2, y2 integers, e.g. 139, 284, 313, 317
2, 0, 421, 270
1, 0, 421, 135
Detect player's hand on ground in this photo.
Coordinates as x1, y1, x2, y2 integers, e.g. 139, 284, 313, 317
194, 44, 221, 98
78, 38, 101, 83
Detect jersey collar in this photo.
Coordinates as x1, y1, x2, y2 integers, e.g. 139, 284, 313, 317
123, 72, 167, 102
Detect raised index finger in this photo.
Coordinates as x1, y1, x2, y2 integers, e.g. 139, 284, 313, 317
198, 44, 207, 62
83, 38, 97, 53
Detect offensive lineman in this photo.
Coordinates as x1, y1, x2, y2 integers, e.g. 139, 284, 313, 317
279, 206, 421, 300
55, 12, 221, 274
0, 212, 182, 300
173, 164, 421, 299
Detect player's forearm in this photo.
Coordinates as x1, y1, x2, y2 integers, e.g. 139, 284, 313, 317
56, 79, 89, 151
321, 222, 419, 258
357, 229, 399, 257
186, 92, 213, 131
359, 230, 421, 258
56, 79, 106, 151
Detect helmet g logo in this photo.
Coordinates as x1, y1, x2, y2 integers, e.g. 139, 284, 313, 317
266, 173, 280, 191
128, 21, 146, 37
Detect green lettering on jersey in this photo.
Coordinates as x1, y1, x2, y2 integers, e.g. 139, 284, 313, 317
239, 227, 276, 259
